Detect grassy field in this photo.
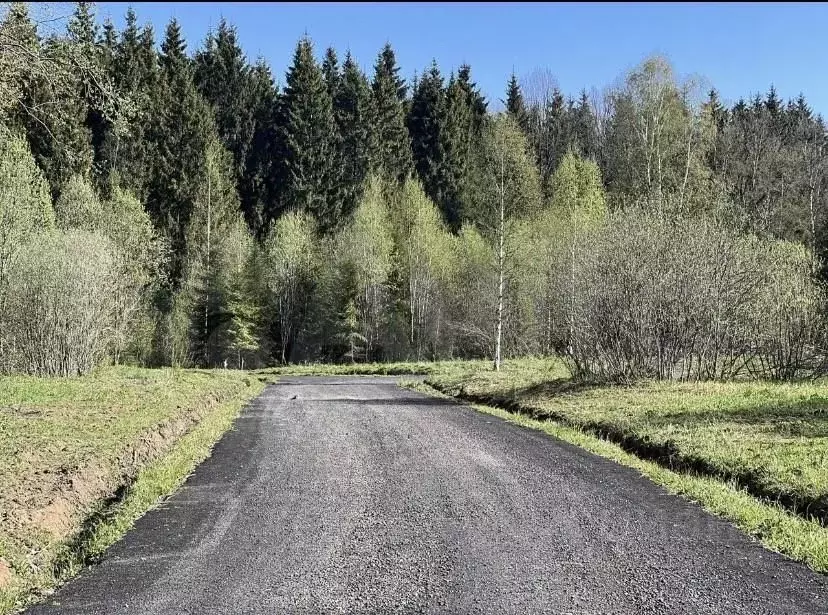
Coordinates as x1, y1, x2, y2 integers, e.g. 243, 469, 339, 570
424, 358, 828, 522
413, 357, 828, 572
0, 366, 264, 614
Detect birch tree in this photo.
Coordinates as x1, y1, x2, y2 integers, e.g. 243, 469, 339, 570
263, 210, 319, 364
334, 175, 396, 361
548, 150, 607, 356
391, 178, 454, 359
470, 115, 541, 370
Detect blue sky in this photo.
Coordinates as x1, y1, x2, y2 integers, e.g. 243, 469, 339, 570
94, 2, 828, 115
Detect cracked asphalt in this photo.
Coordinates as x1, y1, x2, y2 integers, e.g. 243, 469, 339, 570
26, 376, 828, 614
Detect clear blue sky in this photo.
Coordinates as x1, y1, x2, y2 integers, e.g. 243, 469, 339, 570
94, 2, 828, 115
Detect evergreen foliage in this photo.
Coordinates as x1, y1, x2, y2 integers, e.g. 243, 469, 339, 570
1, 4, 827, 376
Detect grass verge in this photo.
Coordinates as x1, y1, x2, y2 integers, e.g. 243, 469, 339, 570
402, 379, 828, 574
257, 359, 488, 377
0, 367, 264, 614
424, 359, 828, 525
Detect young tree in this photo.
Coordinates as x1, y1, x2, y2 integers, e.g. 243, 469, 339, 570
334, 175, 396, 360
222, 217, 259, 368
180, 137, 245, 366
262, 210, 319, 364
469, 114, 541, 370
391, 178, 454, 358
548, 150, 607, 355
446, 224, 496, 357
101, 185, 163, 364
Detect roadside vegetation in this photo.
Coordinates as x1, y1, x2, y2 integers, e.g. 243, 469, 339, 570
0, 367, 263, 614
405, 378, 828, 574
401, 358, 828, 573
261, 359, 486, 377
2, 0, 828, 606
3, 4, 828, 374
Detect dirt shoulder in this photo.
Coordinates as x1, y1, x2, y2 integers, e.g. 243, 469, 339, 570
0, 367, 264, 613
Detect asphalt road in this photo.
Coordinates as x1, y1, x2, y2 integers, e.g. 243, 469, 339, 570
27, 376, 828, 614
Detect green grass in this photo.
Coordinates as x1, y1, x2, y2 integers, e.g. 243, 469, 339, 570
0, 366, 264, 614
258, 359, 488, 377
402, 379, 828, 574
424, 358, 828, 524
410, 357, 828, 572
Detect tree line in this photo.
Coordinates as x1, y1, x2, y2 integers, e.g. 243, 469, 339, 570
1, 2, 827, 380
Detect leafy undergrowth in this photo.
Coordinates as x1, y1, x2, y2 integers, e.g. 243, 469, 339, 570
402, 379, 828, 574
0, 366, 263, 614
424, 358, 828, 526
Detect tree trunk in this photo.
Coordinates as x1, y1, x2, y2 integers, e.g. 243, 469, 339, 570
204, 166, 211, 366
494, 154, 505, 372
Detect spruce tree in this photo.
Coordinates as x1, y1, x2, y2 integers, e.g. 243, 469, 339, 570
505, 72, 528, 133
15, 5, 94, 196
765, 84, 782, 121
407, 60, 445, 208
322, 46, 340, 100
572, 90, 598, 161
279, 37, 339, 233
68, 2, 107, 181
146, 18, 214, 286
100, 17, 117, 68
457, 64, 487, 132
103, 12, 159, 199
535, 87, 569, 195
194, 19, 268, 233
244, 59, 279, 235
440, 72, 473, 230
321, 46, 344, 216
334, 51, 373, 221
371, 43, 413, 183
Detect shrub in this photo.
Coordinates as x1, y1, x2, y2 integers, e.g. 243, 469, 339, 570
564, 209, 828, 382
2, 230, 119, 376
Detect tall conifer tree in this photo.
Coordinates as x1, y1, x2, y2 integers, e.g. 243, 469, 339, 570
279, 37, 339, 233
371, 43, 412, 183
334, 51, 374, 221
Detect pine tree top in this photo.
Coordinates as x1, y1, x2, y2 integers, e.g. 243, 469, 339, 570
68, 1, 97, 46
161, 18, 187, 68
373, 43, 407, 101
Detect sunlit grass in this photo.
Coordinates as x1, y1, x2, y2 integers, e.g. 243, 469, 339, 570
403, 379, 828, 574
0, 366, 263, 614
425, 359, 828, 523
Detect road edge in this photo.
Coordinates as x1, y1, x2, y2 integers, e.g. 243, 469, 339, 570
399, 379, 828, 576
2, 376, 266, 615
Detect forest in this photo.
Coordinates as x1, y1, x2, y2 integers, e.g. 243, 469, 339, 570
2, 1, 828, 381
